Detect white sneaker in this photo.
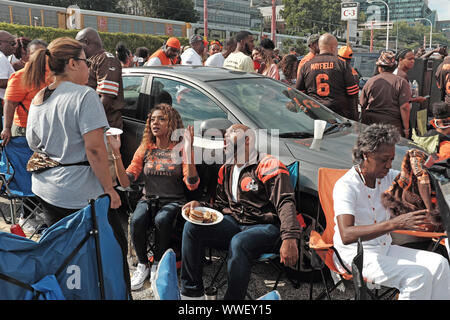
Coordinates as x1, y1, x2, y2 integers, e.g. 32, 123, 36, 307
130, 263, 149, 291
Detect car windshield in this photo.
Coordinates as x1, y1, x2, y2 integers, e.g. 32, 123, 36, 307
209, 77, 346, 136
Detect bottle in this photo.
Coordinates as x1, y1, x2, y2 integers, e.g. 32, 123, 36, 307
411, 80, 419, 98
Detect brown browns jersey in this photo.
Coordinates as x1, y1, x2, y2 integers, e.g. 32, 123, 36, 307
296, 53, 359, 119
435, 57, 450, 105
87, 50, 125, 129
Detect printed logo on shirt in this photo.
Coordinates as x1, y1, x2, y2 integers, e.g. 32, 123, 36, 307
241, 177, 258, 192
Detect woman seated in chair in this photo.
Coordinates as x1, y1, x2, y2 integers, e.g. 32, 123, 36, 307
333, 123, 450, 300
108, 103, 199, 291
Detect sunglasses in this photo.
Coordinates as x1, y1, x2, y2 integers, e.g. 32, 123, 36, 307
73, 57, 91, 67
434, 118, 450, 129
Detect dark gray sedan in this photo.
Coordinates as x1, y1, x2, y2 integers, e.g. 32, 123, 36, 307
120, 66, 413, 218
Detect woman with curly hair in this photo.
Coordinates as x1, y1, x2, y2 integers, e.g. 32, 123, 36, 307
109, 103, 199, 290
278, 54, 299, 86
333, 123, 450, 299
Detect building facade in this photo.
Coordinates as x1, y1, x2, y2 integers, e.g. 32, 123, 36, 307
356, 0, 437, 27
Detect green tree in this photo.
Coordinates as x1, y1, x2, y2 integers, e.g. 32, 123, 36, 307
141, 0, 199, 23
20, 0, 123, 13
281, 0, 344, 36
362, 21, 450, 51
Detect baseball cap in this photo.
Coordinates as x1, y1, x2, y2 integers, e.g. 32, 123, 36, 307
190, 34, 203, 44
307, 34, 320, 46
338, 46, 353, 60
376, 51, 397, 67
166, 37, 181, 49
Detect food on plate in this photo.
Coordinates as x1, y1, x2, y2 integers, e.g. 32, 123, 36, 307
184, 207, 218, 224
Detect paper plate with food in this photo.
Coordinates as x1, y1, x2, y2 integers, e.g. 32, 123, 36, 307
182, 207, 223, 226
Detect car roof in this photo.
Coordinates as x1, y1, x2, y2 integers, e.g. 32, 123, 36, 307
123, 65, 262, 82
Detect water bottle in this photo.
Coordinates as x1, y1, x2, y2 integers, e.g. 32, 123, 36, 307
411, 80, 419, 98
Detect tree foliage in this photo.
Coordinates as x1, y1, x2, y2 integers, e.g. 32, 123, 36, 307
281, 0, 344, 36
141, 0, 199, 23
362, 21, 450, 51
19, 0, 123, 13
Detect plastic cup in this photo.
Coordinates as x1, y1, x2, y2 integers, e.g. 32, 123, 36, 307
314, 120, 327, 140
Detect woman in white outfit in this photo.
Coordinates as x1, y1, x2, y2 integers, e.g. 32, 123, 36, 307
333, 123, 450, 300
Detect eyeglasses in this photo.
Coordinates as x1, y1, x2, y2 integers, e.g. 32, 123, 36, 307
73, 57, 91, 67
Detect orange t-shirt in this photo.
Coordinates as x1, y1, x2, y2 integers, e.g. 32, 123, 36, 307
4, 67, 51, 127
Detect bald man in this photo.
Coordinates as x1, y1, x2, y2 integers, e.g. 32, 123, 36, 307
0, 31, 16, 101
296, 33, 359, 120
76, 27, 125, 185
180, 124, 302, 300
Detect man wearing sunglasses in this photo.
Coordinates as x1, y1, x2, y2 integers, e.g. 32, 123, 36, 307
0, 31, 16, 109
75, 27, 125, 186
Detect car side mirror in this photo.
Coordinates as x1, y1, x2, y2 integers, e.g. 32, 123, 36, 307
200, 118, 234, 133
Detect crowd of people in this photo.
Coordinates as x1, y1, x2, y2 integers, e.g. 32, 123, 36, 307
0, 26, 449, 300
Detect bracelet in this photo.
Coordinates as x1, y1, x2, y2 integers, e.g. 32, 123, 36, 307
403, 128, 410, 132
112, 154, 121, 160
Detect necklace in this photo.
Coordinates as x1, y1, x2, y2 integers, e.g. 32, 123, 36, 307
355, 165, 386, 224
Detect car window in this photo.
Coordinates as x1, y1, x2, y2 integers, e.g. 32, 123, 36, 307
150, 77, 227, 126
123, 75, 145, 118
210, 78, 345, 135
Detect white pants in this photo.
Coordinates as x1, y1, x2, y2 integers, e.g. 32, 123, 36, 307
360, 245, 450, 300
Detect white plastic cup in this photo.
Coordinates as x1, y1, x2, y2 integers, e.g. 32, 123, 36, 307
314, 120, 327, 140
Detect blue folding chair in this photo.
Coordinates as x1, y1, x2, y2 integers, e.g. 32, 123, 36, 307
0, 137, 44, 238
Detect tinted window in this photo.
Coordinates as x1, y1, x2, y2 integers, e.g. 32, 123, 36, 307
151, 77, 227, 126
210, 78, 345, 135
123, 75, 145, 118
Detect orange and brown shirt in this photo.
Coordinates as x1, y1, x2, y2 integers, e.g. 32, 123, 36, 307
87, 50, 125, 129
126, 142, 199, 203
202, 154, 301, 240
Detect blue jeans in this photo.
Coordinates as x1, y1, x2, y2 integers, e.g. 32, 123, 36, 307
180, 215, 281, 300
130, 200, 181, 264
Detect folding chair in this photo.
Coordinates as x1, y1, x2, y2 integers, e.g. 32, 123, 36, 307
0, 137, 44, 239
308, 168, 398, 300
206, 161, 308, 299
0, 195, 132, 300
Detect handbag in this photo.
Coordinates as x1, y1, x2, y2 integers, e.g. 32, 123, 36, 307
26, 152, 89, 173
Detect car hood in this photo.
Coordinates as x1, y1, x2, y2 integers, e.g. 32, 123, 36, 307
282, 123, 413, 194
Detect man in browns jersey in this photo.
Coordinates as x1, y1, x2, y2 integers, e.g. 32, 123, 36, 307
296, 33, 359, 120
435, 55, 450, 106
180, 124, 302, 300
76, 28, 125, 184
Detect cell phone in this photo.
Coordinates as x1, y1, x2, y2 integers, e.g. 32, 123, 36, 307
424, 95, 430, 99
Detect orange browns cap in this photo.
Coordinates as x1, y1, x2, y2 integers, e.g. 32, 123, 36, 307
166, 37, 181, 49
338, 46, 353, 60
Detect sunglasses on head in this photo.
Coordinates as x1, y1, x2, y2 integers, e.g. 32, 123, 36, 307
434, 117, 450, 129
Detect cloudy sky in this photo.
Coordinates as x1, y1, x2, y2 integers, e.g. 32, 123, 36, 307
428, 0, 450, 21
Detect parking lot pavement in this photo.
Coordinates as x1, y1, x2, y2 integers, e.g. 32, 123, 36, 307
129, 248, 356, 301
0, 198, 355, 301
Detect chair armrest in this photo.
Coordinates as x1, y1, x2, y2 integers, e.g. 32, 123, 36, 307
309, 230, 333, 250
392, 230, 447, 239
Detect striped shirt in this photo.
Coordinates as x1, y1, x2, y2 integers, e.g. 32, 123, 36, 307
87, 50, 125, 129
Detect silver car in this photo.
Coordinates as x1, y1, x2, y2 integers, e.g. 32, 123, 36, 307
121, 66, 413, 220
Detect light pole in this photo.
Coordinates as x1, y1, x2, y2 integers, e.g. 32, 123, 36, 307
271, 0, 276, 44
367, 0, 390, 51
415, 18, 432, 49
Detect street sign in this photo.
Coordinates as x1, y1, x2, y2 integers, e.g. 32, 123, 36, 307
341, 2, 359, 21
